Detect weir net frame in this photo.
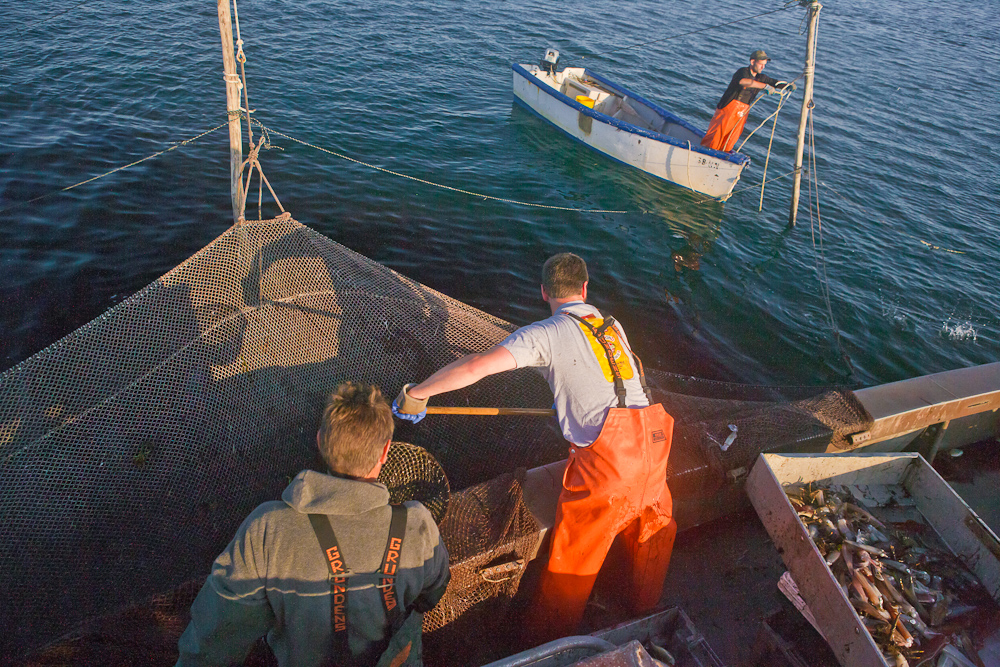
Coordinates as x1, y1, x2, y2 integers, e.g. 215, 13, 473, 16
0, 214, 871, 664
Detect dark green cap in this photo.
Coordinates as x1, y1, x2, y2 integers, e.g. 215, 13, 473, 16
750, 49, 771, 62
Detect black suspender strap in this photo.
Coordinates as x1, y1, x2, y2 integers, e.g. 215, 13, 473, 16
575, 313, 628, 407
308, 505, 409, 660
630, 343, 656, 406
309, 513, 350, 659
565, 311, 655, 407
378, 505, 408, 630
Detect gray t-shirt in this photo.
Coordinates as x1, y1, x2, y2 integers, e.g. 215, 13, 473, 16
500, 302, 649, 446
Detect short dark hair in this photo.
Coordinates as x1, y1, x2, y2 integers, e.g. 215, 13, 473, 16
318, 382, 393, 477
542, 253, 589, 298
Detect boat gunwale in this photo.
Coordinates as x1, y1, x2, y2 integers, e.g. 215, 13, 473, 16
511, 63, 750, 167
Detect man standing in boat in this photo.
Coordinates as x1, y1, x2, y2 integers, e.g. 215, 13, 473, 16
176, 382, 450, 667
393, 253, 675, 644
701, 49, 792, 153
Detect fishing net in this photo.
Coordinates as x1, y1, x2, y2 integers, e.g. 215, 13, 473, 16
0, 214, 871, 663
379, 441, 450, 525
423, 469, 541, 665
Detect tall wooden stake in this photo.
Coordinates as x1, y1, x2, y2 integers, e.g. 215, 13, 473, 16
218, 0, 244, 224
789, 0, 822, 226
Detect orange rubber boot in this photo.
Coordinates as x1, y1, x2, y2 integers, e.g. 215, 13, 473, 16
621, 514, 677, 614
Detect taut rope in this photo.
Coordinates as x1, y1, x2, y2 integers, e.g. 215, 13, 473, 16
229, 0, 284, 222
735, 74, 804, 209
252, 120, 632, 213
0, 123, 229, 215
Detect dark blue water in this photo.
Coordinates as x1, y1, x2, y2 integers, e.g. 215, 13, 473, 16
2, 0, 998, 387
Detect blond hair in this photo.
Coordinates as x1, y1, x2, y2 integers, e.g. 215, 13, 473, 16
318, 382, 393, 477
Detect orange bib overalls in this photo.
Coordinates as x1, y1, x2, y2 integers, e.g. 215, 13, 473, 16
700, 99, 751, 153
529, 314, 676, 643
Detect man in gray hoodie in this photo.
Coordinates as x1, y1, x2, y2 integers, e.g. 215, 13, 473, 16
176, 382, 450, 667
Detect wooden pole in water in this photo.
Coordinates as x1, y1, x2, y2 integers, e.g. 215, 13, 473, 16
217, 0, 244, 224
789, 0, 822, 226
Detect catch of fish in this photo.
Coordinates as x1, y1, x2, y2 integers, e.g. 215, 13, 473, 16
786, 483, 999, 667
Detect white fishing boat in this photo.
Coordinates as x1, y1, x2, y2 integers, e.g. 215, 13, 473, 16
512, 49, 750, 201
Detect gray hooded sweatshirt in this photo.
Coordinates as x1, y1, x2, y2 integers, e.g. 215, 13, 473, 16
176, 470, 450, 666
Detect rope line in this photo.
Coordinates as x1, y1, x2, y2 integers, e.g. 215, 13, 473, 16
253, 120, 632, 214
757, 104, 783, 211
751, 83, 799, 210
239, 137, 285, 219
14, 0, 93, 35
735, 74, 803, 152
690, 75, 803, 207
252, 116, 798, 212
227, 0, 285, 222
0, 123, 229, 215
804, 48, 857, 382
582, 2, 799, 59
818, 182, 968, 256
0, 111, 780, 219
257, 118, 792, 212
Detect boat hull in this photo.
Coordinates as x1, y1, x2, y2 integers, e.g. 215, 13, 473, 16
512, 64, 748, 200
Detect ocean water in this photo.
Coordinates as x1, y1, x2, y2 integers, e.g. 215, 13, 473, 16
2, 0, 998, 388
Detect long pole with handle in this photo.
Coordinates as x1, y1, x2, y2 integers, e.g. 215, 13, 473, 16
789, 0, 822, 226
217, 0, 244, 224
425, 407, 556, 417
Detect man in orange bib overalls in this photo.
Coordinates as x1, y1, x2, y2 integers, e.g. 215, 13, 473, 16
392, 253, 675, 644
701, 49, 791, 153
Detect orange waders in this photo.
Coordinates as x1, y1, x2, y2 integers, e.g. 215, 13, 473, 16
700, 99, 750, 153
529, 315, 676, 644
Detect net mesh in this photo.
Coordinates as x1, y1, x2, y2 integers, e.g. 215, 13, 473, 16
378, 441, 450, 524
0, 215, 871, 663
423, 469, 541, 665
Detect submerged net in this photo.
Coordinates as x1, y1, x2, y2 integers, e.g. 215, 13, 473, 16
0, 215, 871, 663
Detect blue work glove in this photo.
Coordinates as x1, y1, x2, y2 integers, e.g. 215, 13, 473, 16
393, 384, 428, 423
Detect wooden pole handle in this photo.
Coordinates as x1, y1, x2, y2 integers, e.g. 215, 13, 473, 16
424, 406, 555, 417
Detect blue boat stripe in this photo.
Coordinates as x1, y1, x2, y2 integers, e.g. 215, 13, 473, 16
511, 63, 750, 167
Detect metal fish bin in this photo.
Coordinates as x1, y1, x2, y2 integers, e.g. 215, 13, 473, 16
746, 453, 1000, 667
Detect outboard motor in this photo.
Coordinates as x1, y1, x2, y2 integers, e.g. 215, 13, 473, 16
540, 47, 559, 75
